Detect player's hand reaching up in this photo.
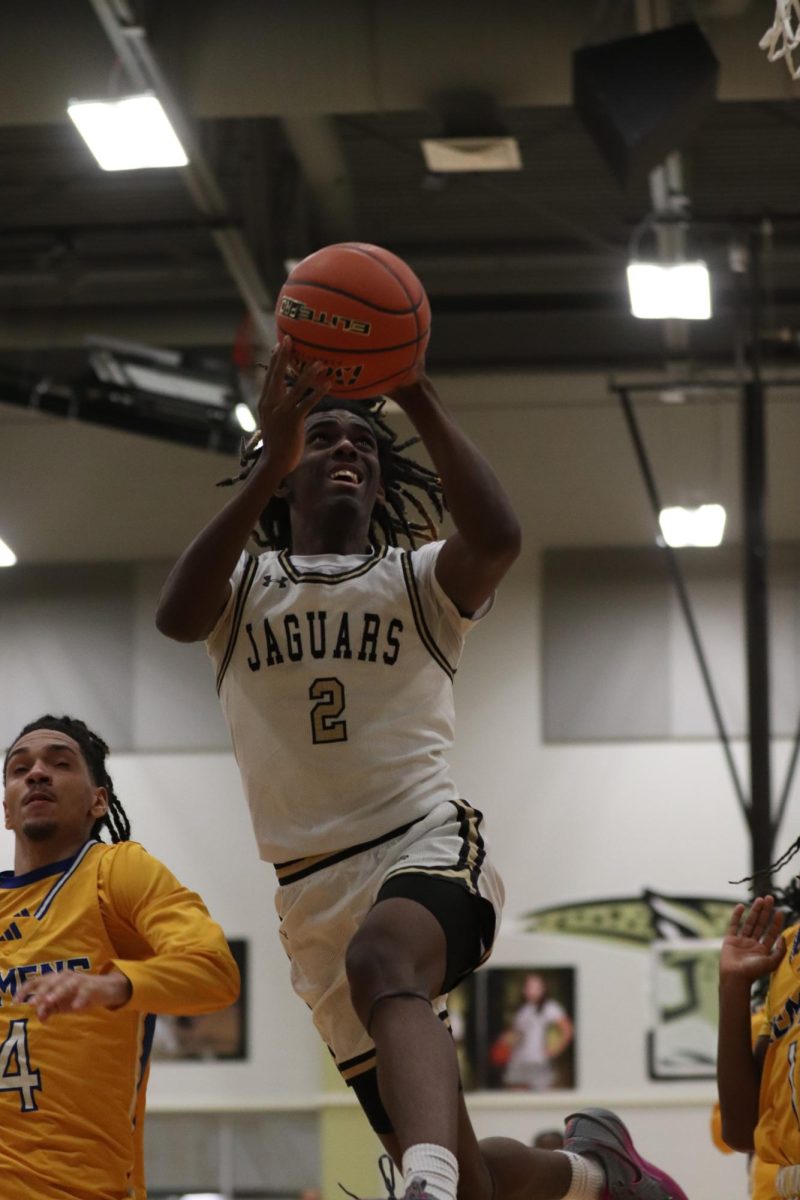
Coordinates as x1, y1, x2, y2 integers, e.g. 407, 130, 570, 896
17, 967, 133, 1021
720, 895, 786, 984
256, 336, 331, 480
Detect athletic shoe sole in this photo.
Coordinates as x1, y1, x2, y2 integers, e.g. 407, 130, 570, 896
564, 1108, 689, 1200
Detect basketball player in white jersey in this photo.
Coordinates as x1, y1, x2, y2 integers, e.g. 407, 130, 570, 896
157, 336, 687, 1200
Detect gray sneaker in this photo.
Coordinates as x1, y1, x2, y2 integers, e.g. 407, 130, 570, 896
564, 1108, 689, 1200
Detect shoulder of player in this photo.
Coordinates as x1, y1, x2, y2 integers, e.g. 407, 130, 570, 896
782, 920, 800, 953
406, 538, 446, 558
96, 839, 164, 885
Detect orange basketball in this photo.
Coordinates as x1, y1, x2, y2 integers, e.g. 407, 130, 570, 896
275, 242, 431, 399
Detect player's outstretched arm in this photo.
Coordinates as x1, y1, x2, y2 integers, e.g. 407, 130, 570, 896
156, 339, 329, 642
389, 371, 521, 615
717, 896, 785, 1152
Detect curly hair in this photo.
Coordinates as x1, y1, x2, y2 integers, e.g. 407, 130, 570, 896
4, 715, 131, 844
219, 395, 444, 550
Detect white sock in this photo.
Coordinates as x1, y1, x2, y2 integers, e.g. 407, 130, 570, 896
557, 1150, 605, 1200
401, 1143, 458, 1200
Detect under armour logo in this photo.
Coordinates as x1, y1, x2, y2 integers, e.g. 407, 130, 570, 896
262, 574, 289, 589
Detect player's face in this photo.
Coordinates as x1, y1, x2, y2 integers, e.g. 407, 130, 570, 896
284, 409, 385, 522
3, 730, 108, 848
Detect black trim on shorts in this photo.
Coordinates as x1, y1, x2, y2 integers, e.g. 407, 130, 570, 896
274, 814, 427, 885
375, 871, 496, 994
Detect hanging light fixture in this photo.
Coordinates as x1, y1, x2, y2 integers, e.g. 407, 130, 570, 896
67, 93, 188, 171
627, 213, 712, 320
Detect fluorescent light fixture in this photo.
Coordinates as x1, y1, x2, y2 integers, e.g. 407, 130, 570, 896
627, 261, 712, 320
67, 95, 188, 171
421, 136, 522, 172
234, 402, 257, 432
659, 504, 726, 547
0, 537, 17, 568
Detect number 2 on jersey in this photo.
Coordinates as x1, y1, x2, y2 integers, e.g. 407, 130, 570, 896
309, 677, 348, 744
0, 1019, 41, 1111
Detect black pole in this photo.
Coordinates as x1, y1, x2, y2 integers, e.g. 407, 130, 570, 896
619, 389, 749, 819
741, 234, 774, 890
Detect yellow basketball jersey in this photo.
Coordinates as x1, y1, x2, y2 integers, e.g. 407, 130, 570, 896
0, 839, 239, 1200
755, 922, 800, 1167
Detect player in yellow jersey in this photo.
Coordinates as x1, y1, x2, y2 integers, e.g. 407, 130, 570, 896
1, 714, 240, 1200
710, 1007, 778, 1200
718, 890, 800, 1198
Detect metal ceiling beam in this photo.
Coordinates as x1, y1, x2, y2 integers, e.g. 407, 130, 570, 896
87, 0, 274, 348
1, 1, 788, 130
281, 115, 357, 245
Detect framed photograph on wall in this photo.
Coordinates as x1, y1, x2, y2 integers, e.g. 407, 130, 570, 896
450, 966, 577, 1091
151, 938, 248, 1062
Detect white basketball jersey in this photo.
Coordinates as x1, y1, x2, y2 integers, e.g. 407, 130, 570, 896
207, 541, 485, 862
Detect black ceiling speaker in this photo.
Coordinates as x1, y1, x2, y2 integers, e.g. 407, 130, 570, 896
572, 22, 719, 187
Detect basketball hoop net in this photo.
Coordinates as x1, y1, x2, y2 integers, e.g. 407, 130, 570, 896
760, 0, 800, 78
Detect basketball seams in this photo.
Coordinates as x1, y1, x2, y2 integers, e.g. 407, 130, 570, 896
339, 244, 429, 355
284, 277, 422, 317
341, 243, 429, 346
339, 243, 421, 308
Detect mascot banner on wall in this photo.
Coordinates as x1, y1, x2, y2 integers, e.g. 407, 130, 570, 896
523, 890, 737, 1080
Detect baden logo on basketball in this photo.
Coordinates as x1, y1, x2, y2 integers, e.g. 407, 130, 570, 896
279, 295, 372, 337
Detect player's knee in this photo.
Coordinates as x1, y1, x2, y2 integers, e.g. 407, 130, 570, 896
345, 928, 405, 1019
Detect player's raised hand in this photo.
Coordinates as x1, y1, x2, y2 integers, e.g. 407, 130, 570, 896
720, 895, 786, 983
256, 336, 331, 479
388, 359, 431, 410
17, 967, 133, 1021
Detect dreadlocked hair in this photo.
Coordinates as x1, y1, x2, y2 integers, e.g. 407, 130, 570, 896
731, 833, 800, 924
218, 394, 444, 550
4, 715, 131, 844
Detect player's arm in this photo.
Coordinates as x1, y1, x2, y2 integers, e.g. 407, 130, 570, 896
716, 897, 784, 1152
97, 842, 241, 1015
389, 371, 521, 616
156, 339, 330, 642
18, 844, 240, 1020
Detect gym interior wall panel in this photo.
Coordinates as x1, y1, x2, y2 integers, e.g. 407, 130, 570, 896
0, 563, 135, 749
543, 544, 800, 741
132, 562, 230, 751
143, 1111, 321, 1196
542, 547, 671, 741
667, 551, 745, 739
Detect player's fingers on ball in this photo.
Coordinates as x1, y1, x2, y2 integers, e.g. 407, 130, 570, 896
261, 339, 291, 398
298, 368, 331, 410
294, 358, 325, 390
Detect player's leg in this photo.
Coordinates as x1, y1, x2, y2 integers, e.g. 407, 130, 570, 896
455, 1097, 689, 1200
346, 891, 461, 1156
345, 876, 687, 1200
